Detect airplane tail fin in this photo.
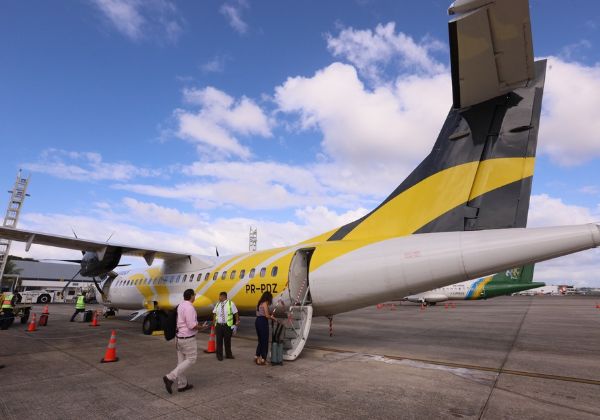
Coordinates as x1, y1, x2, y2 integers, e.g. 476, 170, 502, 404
491, 265, 535, 284
325, 0, 546, 242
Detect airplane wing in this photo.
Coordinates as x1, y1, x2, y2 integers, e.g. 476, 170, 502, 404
0, 226, 191, 265
448, 0, 534, 108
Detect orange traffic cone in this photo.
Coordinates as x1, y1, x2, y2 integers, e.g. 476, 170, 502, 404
204, 325, 216, 353
27, 313, 37, 332
451, 302, 456, 309
101, 330, 119, 363
444, 303, 449, 309
90, 310, 100, 327
376, 303, 383, 310
42, 305, 49, 315
420, 303, 426, 311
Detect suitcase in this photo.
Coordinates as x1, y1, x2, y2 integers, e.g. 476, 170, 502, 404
84, 310, 93, 322
270, 323, 284, 365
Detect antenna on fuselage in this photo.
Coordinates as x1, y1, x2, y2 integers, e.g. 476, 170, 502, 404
249, 226, 257, 252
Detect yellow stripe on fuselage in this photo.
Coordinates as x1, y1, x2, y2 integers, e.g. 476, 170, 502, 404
470, 276, 494, 299
310, 157, 535, 271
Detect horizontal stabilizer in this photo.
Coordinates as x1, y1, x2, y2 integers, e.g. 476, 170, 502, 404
449, 0, 534, 108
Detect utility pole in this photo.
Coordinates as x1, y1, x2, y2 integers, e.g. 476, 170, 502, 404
249, 226, 257, 252
0, 170, 30, 286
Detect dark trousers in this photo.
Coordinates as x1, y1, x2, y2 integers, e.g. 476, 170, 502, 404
215, 323, 233, 359
70, 308, 85, 322
255, 316, 269, 359
0, 309, 14, 330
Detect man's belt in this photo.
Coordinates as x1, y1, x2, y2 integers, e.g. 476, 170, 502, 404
176, 335, 196, 339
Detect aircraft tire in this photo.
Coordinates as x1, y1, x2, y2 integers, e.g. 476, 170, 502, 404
37, 294, 51, 304
143, 312, 158, 335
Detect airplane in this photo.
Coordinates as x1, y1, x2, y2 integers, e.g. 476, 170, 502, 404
405, 265, 545, 305
1, 0, 600, 361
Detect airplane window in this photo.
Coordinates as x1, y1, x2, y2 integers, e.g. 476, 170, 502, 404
183, 275, 187, 282
213, 272, 218, 281
260, 267, 266, 278
240, 269, 245, 279
196, 273, 201, 282
204, 273, 210, 281
249, 268, 255, 279
230, 270, 236, 279
271, 266, 278, 277
221, 271, 227, 280
176, 275, 181, 283
189, 274, 194, 282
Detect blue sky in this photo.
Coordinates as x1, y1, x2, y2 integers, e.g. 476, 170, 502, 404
1, 0, 599, 286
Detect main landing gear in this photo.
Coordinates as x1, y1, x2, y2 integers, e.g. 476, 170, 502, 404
142, 310, 167, 335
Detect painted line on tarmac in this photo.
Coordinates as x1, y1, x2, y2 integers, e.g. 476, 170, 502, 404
305, 345, 600, 387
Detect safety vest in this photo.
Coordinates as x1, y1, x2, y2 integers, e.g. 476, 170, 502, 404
2, 293, 14, 310
215, 300, 234, 327
75, 295, 86, 310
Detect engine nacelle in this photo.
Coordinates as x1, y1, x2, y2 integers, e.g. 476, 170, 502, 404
80, 247, 122, 277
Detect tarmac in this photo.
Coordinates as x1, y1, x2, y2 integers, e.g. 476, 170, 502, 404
0, 296, 599, 419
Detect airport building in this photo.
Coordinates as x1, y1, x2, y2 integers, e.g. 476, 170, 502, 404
2, 259, 94, 302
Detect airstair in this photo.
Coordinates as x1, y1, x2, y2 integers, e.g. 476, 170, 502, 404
0, 171, 30, 286
280, 249, 314, 361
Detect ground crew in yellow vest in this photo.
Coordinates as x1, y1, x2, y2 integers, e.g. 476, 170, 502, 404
1, 292, 16, 330
212, 291, 240, 361
70, 293, 86, 322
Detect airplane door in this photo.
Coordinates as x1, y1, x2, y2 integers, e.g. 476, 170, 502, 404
288, 248, 314, 306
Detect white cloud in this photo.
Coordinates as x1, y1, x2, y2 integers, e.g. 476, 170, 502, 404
175, 87, 272, 159
579, 185, 599, 195
559, 39, 592, 61
220, 1, 248, 34
22, 149, 161, 181
527, 194, 600, 287
10, 200, 365, 261
275, 62, 450, 167
539, 57, 600, 165
92, 0, 183, 43
326, 22, 446, 83
200, 55, 229, 73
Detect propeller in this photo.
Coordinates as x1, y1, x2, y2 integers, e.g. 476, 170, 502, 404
216, 247, 219, 257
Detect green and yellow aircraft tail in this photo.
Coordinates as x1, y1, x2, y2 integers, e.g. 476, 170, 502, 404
468, 265, 545, 300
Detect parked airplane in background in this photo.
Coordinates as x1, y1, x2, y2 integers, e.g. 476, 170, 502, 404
405, 265, 544, 305
1, 0, 599, 361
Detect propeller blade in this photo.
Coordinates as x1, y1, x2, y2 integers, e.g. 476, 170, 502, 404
70, 227, 85, 256
216, 247, 219, 257
41, 259, 82, 264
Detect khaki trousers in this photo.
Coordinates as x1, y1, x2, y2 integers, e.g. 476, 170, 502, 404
166, 337, 197, 388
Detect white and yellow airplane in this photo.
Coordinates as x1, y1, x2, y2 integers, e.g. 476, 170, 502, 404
1, 0, 600, 361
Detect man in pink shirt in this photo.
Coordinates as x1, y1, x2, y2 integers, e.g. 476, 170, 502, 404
163, 289, 198, 394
